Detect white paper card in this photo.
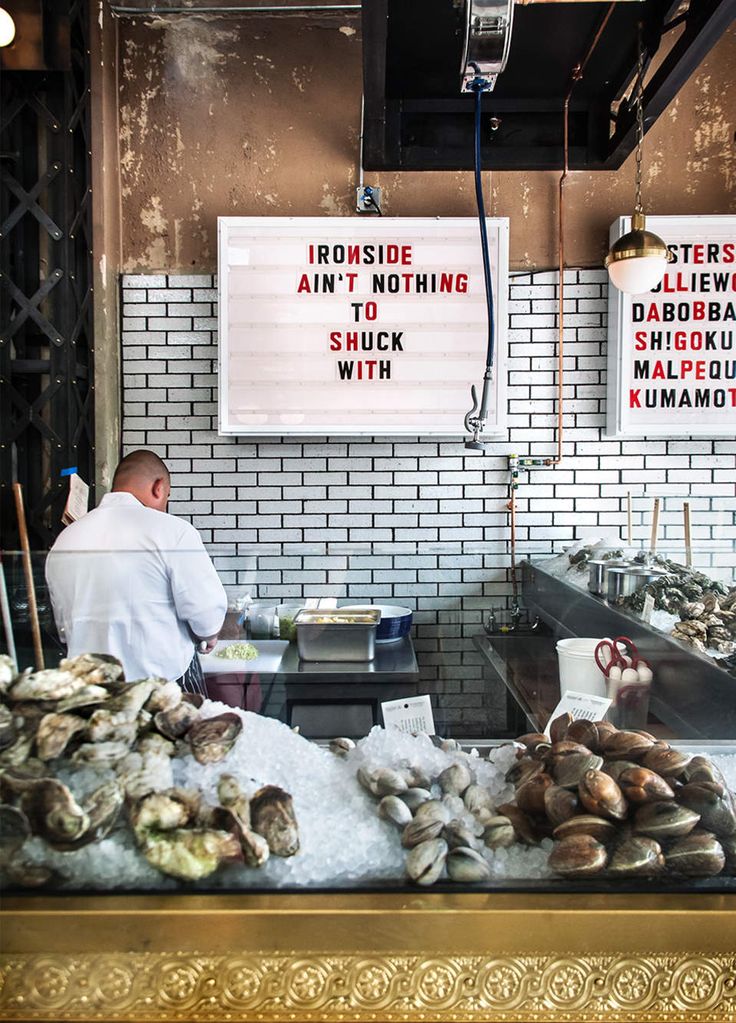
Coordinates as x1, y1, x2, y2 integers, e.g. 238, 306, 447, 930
61, 473, 89, 525
381, 694, 435, 735
641, 591, 655, 624
545, 690, 612, 735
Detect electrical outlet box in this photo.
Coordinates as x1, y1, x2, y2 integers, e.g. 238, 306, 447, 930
356, 185, 382, 214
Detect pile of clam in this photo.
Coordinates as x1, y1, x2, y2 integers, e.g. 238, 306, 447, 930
513, 715, 736, 880
337, 736, 501, 886
0, 653, 298, 884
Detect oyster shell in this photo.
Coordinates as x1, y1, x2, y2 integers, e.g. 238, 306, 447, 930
155, 702, 200, 741
35, 713, 87, 761
0, 803, 31, 861
187, 713, 242, 765
249, 784, 299, 857
19, 778, 90, 847
141, 828, 242, 880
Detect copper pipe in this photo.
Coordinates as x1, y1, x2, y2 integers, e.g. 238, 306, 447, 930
548, 2, 615, 466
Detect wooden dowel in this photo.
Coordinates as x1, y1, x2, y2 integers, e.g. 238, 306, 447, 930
12, 483, 45, 671
683, 501, 692, 568
626, 491, 633, 547
649, 497, 660, 555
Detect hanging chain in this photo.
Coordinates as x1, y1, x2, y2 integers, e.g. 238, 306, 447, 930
634, 25, 644, 214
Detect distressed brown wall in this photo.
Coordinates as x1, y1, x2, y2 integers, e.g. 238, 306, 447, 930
118, 15, 736, 273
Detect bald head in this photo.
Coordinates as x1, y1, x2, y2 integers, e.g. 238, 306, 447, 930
112, 450, 171, 511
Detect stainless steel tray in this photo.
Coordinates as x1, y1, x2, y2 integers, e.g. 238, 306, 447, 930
294, 608, 380, 662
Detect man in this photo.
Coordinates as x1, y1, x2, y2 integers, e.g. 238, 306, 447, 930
46, 450, 227, 694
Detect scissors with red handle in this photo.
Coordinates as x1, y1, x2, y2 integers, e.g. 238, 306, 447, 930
594, 639, 626, 677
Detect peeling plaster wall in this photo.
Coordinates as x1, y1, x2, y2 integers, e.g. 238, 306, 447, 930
118, 16, 735, 273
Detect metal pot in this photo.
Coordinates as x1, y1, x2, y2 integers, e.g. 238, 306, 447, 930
587, 559, 630, 596
606, 565, 667, 604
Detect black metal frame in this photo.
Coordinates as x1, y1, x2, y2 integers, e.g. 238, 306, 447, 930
362, 0, 736, 172
0, 0, 94, 549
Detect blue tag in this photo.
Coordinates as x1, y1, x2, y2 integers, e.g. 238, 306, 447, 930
60, 467, 77, 477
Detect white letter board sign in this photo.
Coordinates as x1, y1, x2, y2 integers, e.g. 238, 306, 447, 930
606, 214, 736, 438
218, 216, 508, 435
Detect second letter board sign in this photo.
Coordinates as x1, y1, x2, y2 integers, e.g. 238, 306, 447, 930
218, 216, 508, 436
606, 214, 735, 438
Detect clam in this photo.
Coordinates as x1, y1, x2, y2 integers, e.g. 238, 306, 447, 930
443, 819, 477, 850
608, 836, 665, 876
497, 803, 539, 845
463, 783, 495, 817
678, 782, 736, 837
665, 832, 725, 877
371, 768, 408, 797
440, 738, 461, 753
404, 765, 432, 790
155, 702, 200, 741
506, 758, 545, 787
633, 801, 700, 840
405, 837, 448, 886
566, 719, 601, 752
515, 772, 554, 814
543, 785, 579, 827
553, 753, 604, 789
187, 713, 242, 765
617, 767, 675, 805
578, 770, 628, 822
446, 846, 491, 882
401, 817, 445, 848
549, 712, 573, 744
547, 740, 593, 765
141, 828, 242, 880
552, 815, 617, 844
515, 733, 550, 757
641, 744, 692, 778
328, 736, 355, 757
249, 785, 299, 857
414, 799, 451, 824
378, 795, 412, 828
603, 760, 640, 782
399, 787, 432, 811
438, 762, 474, 796
548, 834, 608, 877
35, 713, 87, 761
442, 793, 466, 817
683, 756, 726, 787
600, 730, 655, 761
483, 816, 516, 849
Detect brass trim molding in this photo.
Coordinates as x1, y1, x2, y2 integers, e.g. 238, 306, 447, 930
2, 951, 736, 1021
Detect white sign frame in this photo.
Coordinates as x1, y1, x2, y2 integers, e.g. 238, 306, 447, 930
218, 216, 509, 436
606, 214, 736, 439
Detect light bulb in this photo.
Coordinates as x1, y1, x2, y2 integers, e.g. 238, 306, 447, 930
0, 7, 15, 47
607, 253, 669, 294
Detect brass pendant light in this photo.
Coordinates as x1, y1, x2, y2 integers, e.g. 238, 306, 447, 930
605, 29, 674, 293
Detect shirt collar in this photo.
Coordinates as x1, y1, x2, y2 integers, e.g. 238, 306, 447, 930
99, 491, 144, 508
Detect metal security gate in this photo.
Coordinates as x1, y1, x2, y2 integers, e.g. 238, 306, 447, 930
0, 0, 95, 550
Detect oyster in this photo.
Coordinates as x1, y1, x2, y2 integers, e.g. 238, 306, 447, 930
55, 684, 111, 713
666, 832, 725, 877
55, 781, 124, 851
0, 654, 16, 693
61, 653, 124, 685
608, 836, 665, 876
155, 702, 200, 740
34, 713, 87, 761
145, 680, 183, 714
446, 846, 491, 882
548, 835, 608, 878
187, 713, 242, 765
578, 770, 628, 822
249, 785, 299, 857
72, 741, 132, 765
0, 803, 31, 861
130, 789, 199, 839
141, 828, 242, 880
405, 837, 448, 886
0, 704, 16, 751
8, 669, 85, 702
19, 778, 90, 847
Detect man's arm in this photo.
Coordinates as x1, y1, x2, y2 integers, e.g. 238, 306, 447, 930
168, 528, 227, 645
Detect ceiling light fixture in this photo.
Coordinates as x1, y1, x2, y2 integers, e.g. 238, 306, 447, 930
605, 28, 674, 293
0, 6, 15, 47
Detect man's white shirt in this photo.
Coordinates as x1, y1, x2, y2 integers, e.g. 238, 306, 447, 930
46, 492, 227, 681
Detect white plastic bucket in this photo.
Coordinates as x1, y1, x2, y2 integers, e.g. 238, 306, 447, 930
556, 638, 607, 698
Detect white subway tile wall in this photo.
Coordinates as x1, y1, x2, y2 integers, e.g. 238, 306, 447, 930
121, 270, 736, 736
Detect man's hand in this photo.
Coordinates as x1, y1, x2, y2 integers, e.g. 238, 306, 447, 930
196, 635, 219, 655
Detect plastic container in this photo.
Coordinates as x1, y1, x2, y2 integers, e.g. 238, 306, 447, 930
556, 637, 607, 698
